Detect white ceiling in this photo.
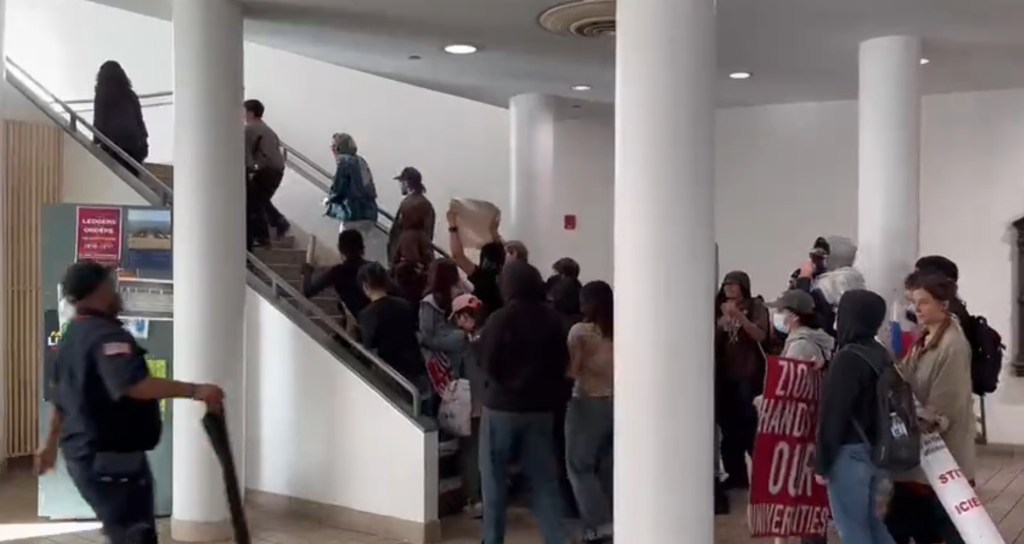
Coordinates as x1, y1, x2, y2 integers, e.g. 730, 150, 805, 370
86, 0, 1024, 108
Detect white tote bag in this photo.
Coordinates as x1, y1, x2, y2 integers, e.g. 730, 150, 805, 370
438, 379, 473, 437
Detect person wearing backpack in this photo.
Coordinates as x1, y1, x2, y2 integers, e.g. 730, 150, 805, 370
913, 256, 1004, 396
886, 274, 975, 544
815, 289, 897, 544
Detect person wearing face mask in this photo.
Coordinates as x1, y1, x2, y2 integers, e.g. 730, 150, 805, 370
767, 290, 835, 544
388, 167, 436, 267
715, 270, 770, 490
771, 289, 835, 366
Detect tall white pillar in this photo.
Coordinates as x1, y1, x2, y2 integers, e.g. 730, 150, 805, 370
857, 35, 921, 304
171, 0, 245, 541
615, 0, 715, 542
0, 0, 8, 476
509, 93, 557, 257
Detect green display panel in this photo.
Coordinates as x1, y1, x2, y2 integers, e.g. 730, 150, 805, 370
38, 204, 174, 520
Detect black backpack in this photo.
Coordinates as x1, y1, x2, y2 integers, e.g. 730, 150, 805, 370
843, 344, 921, 472
962, 315, 1004, 395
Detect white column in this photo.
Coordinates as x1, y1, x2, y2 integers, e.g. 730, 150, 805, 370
171, 0, 245, 541
0, 0, 7, 476
615, 0, 715, 542
857, 35, 921, 304
509, 93, 557, 258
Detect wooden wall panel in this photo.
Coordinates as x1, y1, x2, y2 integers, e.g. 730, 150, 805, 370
3, 121, 63, 458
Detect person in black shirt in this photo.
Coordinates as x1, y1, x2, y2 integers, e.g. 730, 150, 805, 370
302, 230, 372, 324
36, 261, 224, 544
816, 289, 891, 544
357, 263, 426, 387
446, 210, 505, 321
477, 261, 569, 544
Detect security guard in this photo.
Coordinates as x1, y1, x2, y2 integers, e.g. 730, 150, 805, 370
36, 261, 224, 544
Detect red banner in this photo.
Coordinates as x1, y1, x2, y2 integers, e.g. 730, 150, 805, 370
748, 356, 831, 537
76, 207, 122, 266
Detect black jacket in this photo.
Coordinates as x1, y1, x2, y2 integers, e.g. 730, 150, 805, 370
478, 262, 569, 412
815, 289, 889, 476
94, 89, 148, 158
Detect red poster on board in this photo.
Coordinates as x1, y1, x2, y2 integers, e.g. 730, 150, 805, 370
76, 207, 122, 266
748, 356, 831, 537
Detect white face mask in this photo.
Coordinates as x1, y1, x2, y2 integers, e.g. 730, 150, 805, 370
772, 309, 792, 334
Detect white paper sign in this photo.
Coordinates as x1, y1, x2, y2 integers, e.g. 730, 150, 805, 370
920, 433, 1004, 544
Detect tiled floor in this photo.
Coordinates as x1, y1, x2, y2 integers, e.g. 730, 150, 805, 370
4, 448, 1024, 543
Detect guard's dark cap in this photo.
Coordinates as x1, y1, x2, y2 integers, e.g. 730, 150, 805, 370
62, 260, 113, 302
394, 166, 422, 184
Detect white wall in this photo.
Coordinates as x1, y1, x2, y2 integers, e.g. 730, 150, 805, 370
245, 292, 438, 523
7, 0, 509, 255
548, 114, 615, 283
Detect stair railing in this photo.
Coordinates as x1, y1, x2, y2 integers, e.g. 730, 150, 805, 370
4, 58, 422, 418
5, 58, 173, 208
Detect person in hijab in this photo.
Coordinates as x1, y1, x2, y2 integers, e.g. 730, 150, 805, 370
714, 270, 769, 490
93, 61, 148, 175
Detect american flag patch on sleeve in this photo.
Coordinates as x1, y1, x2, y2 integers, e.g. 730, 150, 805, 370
102, 342, 132, 356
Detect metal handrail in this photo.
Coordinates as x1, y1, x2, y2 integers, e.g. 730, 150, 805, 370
57, 88, 452, 260
5, 58, 173, 208
5, 58, 422, 418
245, 256, 421, 412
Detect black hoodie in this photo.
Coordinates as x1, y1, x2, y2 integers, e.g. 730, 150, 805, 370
478, 262, 569, 412
815, 289, 890, 476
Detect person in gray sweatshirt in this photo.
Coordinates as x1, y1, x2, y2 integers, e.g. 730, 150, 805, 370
772, 289, 836, 365
769, 288, 836, 544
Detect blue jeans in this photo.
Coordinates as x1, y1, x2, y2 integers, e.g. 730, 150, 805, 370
565, 397, 613, 540
826, 444, 895, 544
480, 408, 566, 544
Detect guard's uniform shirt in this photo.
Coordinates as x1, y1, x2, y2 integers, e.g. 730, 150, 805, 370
49, 309, 161, 544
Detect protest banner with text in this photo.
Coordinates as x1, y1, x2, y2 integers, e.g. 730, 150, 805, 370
748, 356, 830, 538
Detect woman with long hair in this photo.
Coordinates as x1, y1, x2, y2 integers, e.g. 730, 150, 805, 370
886, 274, 974, 544
714, 270, 769, 490
419, 259, 470, 395
93, 61, 148, 175
565, 281, 614, 544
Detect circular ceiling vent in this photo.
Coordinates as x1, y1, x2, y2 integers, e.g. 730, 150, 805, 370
539, 0, 616, 38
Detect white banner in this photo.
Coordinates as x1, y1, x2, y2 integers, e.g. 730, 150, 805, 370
920, 433, 1003, 544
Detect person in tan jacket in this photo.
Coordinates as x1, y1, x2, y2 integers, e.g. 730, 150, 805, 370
886, 273, 975, 544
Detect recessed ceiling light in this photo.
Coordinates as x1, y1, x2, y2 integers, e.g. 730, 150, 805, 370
920, 58, 930, 65
444, 44, 478, 55
729, 71, 752, 80
572, 84, 592, 91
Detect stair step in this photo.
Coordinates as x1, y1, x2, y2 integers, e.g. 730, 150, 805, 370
269, 263, 303, 281
252, 247, 306, 265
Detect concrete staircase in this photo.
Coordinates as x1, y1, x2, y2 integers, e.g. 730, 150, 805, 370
143, 163, 346, 329
144, 161, 467, 516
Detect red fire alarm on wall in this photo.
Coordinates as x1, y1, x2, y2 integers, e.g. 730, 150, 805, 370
564, 214, 577, 230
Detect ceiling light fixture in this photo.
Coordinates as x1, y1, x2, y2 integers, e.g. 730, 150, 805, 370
920, 58, 930, 65
444, 44, 478, 55
408, 55, 422, 61
729, 71, 752, 80
572, 84, 592, 91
